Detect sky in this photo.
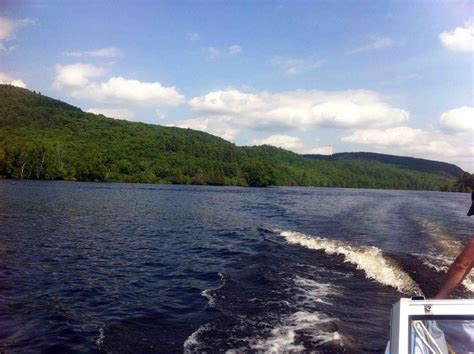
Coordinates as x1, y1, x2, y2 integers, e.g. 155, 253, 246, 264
1, 0, 473, 170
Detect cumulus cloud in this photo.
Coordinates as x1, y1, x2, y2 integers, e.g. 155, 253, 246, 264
187, 32, 200, 41
439, 20, 474, 52
0, 72, 27, 88
307, 146, 333, 155
270, 57, 324, 75
177, 116, 239, 141
86, 107, 136, 121
0, 16, 34, 40
53, 63, 106, 89
251, 135, 333, 155
179, 88, 409, 140
228, 44, 242, 55
0, 16, 35, 52
53, 63, 185, 107
252, 135, 303, 150
351, 36, 394, 53
74, 77, 184, 106
64, 47, 122, 58
341, 126, 471, 159
342, 126, 425, 146
440, 106, 474, 132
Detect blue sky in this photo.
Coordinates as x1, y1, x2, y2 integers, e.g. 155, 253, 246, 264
1, 0, 473, 170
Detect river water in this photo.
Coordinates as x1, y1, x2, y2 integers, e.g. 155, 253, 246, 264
0, 180, 472, 352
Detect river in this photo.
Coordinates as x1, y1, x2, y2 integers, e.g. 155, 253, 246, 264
0, 180, 472, 352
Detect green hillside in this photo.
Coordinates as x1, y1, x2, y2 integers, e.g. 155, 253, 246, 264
305, 152, 463, 177
0, 84, 461, 190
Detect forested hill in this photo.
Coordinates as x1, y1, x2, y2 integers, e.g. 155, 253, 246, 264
0, 84, 462, 190
305, 152, 463, 177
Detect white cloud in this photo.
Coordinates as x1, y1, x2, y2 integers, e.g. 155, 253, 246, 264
341, 126, 471, 159
180, 89, 409, 140
252, 135, 303, 150
0, 17, 34, 53
187, 32, 200, 41
0, 17, 34, 41
440, 106, 474, 132
439, 20, 474, 52
342, 126, 425, 146
228, 44, 242, 55
54, 63, 185, 107
177, 116, 239, 141
64, 47, 122, 58
270, 56, 324, 75
86, 107, 136, 121
206, 45, 242, 59
341, 107, 472, 166
206, 47, 220, 60
74, 77, 184, 106
351, 36, 394, 53
251, 135, 333, 155
307, 146, 333, 155
53, 63, 106, 89
0, 72, 27, 88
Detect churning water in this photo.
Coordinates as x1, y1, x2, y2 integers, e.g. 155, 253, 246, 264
0, 181, 472, 352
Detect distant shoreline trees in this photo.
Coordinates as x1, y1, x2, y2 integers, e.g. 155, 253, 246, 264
0, 84, 462, 191
442, 172, 474, 192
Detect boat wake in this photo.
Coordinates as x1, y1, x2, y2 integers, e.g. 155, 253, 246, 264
200, 272, 225, 307
95, 326, 105, 348
420, 254, 474, 293
413, 218, 474, 293
274, 228, 421, 294
184, 226, 422, 352
183, 323, 211, 351
230, 275, 343, 353
184, 273, 225, 352
184, 260, 345, 352
247, 311, 341, 352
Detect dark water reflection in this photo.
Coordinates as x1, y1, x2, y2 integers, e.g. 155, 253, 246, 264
0, 181, 472, 352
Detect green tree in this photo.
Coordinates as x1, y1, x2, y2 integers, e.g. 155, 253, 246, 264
242, 160, 275, 187
0, 84, 462, 191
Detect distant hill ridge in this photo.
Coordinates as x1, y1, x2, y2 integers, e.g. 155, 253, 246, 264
0, 84, 462, 190
305, 152, 463, 178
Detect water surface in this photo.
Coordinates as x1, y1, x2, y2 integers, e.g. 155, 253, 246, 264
1, 181, 472, 352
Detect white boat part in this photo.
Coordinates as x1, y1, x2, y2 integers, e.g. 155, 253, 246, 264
387, 297, 474, 354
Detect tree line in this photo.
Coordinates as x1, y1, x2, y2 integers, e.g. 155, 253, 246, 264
0, 84, 462, 190
444, 172, 474, 192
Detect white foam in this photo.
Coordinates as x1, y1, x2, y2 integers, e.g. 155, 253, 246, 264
421, 254, 474, 293
183, 324, 210, 351
185, 274, 226, 351
194, 272, 343, 352
464, 274, 474, 292
201, 272, 225, 307
293, 276, 338, 305
415, 218, 463, 255
414, 218, 474, 293
249, 311, 342, 352
95, 327, 105, 348
240, 275, 342, 352
420, 253, 455, 272
277, 229, 421, 294
201, 289, 216, 307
